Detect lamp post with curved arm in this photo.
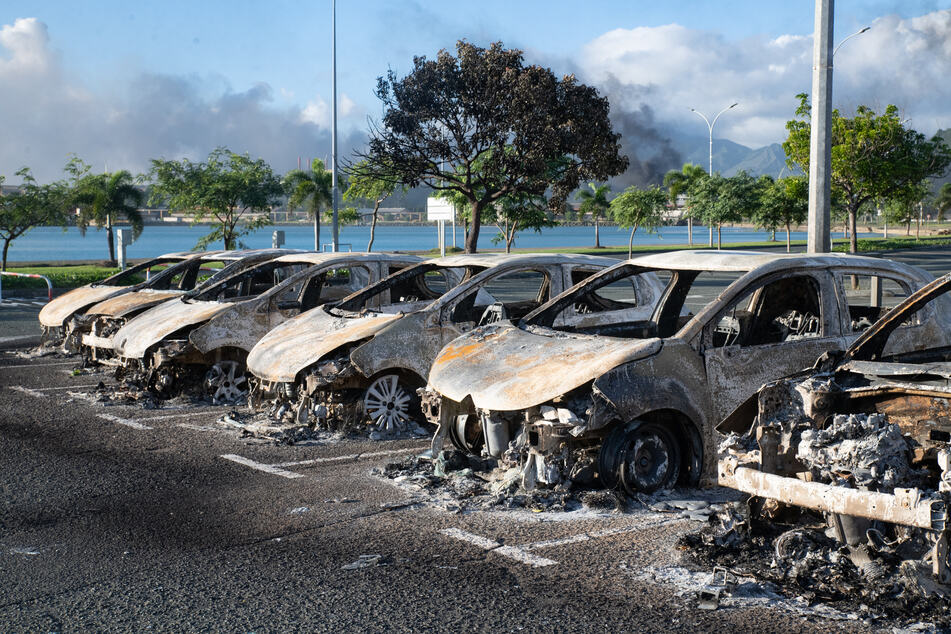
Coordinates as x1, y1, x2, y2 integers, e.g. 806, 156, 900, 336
690, 103, 738, 246
690, 102, 739, 177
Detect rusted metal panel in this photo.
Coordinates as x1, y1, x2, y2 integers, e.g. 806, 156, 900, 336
113, 299, 232, 359
429, 322, 663, 410
85, 289, 184, 318
719, 460, 945, 530
247, 308, 405, 382
38, 285, 130, 327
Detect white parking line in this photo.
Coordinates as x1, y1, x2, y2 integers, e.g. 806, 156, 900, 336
220, 454, 305, 479
439, 528, 558, 568
8, 386, 45, 397
135, 411, 220, 423
32, 384, 101, 391
439, 518, 685, 568
275, 447, 424, 468
177, 423, 232, 433
0, 361, 77, 370
97, 413, 153, 430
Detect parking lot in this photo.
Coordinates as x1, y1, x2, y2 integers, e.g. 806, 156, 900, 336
4, 247, 951, 631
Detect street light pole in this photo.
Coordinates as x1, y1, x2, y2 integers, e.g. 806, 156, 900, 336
690, 102, 738, 247
330, 0, 339, 252
807, 0, 834, 254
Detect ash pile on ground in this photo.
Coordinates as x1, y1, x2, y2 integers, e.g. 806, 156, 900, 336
7, 344, 71, 360
679, 501, 951, 627
215, 409, 430, 446
377, 448, 734, 517
68, 372, 216, 410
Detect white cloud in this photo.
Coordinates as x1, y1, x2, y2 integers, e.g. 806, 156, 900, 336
578, 9, 951, 148
0, 18, 367, 182
0, 17, 53, 75
299, 93, 362, 128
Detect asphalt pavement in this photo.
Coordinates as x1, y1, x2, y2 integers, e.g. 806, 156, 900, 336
3, 246, 951, 631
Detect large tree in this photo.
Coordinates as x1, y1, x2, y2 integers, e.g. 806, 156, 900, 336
0, 169, 68, 271
284, 158, 333, 250
67, 158, 144, 265
356, 41, 628, 253
752, 175, 808, 252
150, 148, 283, 251
343, 160, 405, 252
609, 185, 667, 258
784, 94, 951, 253
688, 172, 757, 250
662, 163, 708, 245
576, 182, 611, 248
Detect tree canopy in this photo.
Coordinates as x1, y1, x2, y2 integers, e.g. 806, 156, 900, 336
150, 147, 283, 251
783, 94, 951, 253
688, 172, 757, 250
751, 175, 808, 251
609, 185, 667, 258
356, 40, 628, 253
0, 169, 68, 271
488, 192, 557, 253
344, 159, 406, 252
284, 158, 333, 250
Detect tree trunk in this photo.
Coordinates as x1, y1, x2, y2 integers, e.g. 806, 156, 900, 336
848, 208, 858, 254
313, 209, 321, 251
785, 221, 792, 253
464, 200, 482, 253
917, 203, 922, 241
687, 217, 693, 246
708, 225, 713, 248
106, 219, 116, 266
628, 225, 638, 259
2, 238, 10, 272
594, 217, 601, 248
770, 229, 776, 242
906, 221, 911, 236
717, 224, 722, 250
367, 201, 380, 252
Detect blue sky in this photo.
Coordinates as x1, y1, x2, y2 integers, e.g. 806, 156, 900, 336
2, 1, 949, 181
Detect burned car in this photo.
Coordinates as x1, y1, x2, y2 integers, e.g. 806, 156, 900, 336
426, 251, 947, 495
717, 271, 951, 583
79, 249, 287, 363
245, 254, 649, 434
39, 252, 195, 346
113, 252, 419, 401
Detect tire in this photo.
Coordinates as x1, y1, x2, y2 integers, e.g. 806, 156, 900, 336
362, 373, 424, 433
598, 421, 682, 494
448, 413, 484, 455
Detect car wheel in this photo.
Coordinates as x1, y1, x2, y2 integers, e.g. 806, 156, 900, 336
205, 360, 248, 404
448, 413, 484, 455
618, 423, 681, 495
363, 374, 422, 433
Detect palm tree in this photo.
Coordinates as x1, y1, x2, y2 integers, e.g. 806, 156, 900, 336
72, 170, 144, 265
663, 163, 708, 246
284, 158, 333, 250
576, 182, 611, 248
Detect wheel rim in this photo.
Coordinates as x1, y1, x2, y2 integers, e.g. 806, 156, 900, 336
618, 425, 680, 495
449, 414, 484, 455
363, 375, 414, 432
205, 360, 248, 403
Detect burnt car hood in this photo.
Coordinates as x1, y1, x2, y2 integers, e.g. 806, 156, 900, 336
114, 298, 233, 359
429, 322, 662, 411
85, 289, 185, 319
38, 285, 130, 327
247, 308, 403, 383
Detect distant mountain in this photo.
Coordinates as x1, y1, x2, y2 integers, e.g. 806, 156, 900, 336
667, 131, 789, 179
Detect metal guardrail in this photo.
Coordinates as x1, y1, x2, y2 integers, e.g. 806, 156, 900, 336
0, 271, 53, 302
